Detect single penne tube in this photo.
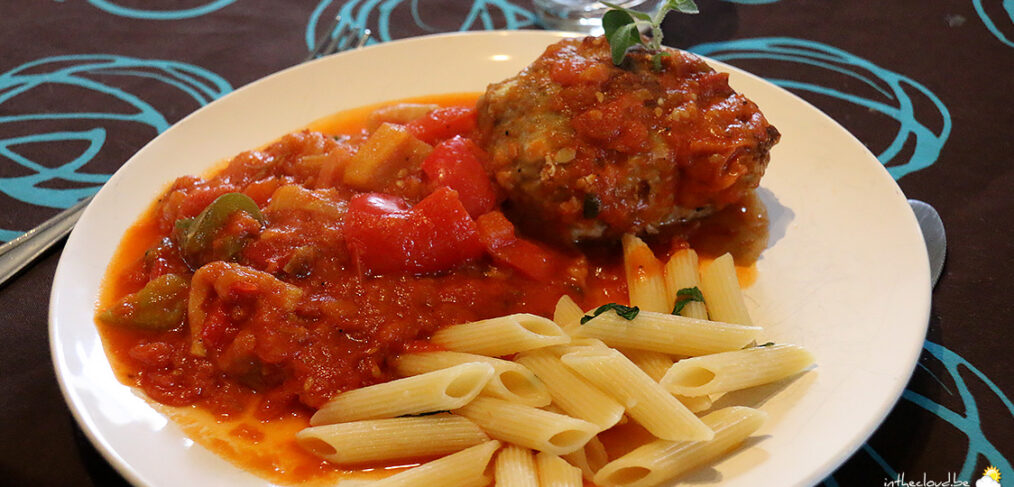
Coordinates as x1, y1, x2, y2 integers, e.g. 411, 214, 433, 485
394, 351, 551, 407
560, 348, 713, 442
622, 234, 670, 313
661, 344, 816, 396
554, 295, 585, 335
296, 414, 488, 465
699, 253, 753, 326
620, 348, 673, 382
664, 248, 709, 320
562, 436, 608, 482
593, 407, 766, 487
620, 348, 712, 412
516, 349, 625, 430
430, 314, 570, 356
310, 362, 494, 425
369, 439, 501, 487
453, 396, 600, 455
575, 310, 760, 356
536, 452, 584, 487
675, 394, 713, 413
494, 444, 539, 487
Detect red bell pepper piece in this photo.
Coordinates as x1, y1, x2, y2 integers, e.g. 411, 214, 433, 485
421, 136, 497, 218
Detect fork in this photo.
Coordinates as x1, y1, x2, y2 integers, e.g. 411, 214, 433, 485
0, 16, 370, 287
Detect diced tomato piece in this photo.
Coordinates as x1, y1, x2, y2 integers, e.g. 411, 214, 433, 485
201, 303, 231, 350
344, 187, 484, 275
421, 136, 497, 217
406, 106, 477, 145
476, 212, 568, 282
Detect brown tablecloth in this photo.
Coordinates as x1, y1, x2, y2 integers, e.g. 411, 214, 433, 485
1, 1, 1010, 485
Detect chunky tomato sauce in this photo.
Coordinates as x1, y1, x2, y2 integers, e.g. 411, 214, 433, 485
97, 93, 766, 485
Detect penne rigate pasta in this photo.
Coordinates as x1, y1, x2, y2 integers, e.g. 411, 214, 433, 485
453, 396, 600, 455
699, 253, 753, 326
622, 234, 670, 313
664, 248, 709, 320
621, 348, 673, 382
536, 451, 584, 487
310, 362, 493, 425
393, 351, 551, 407
661, 344, 816, 396
296, 414, 488, 465
676, 394, 713, 413
516, 349, 625, 430
494, 444, 539, 487
593, 407, 766, 487
430, 313, 570, 356
621, 348, 712, 412
560, 348, 713, 442
369, 439, 501, 487
562, 436, 608, 482
576, 309, 761, 356
553, 295, 585, 335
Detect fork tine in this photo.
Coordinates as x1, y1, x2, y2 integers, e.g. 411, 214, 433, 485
355, 28, 372, 49
306, 14, 347, 62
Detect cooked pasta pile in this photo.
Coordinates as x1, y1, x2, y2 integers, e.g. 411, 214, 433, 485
296, 238, 814, 487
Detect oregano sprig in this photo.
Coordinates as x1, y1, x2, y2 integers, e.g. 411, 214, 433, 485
602, 0, 699, 70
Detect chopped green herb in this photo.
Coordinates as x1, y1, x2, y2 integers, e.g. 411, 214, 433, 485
671, 286, 705, 315
582, 193, 601, 219
743, 341, 775, 349
399, 410, 449, 417
580, 303, 640, 324
602, 0, 699, 70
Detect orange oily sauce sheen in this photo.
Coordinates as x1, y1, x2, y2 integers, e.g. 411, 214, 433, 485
96, 92, 767, 486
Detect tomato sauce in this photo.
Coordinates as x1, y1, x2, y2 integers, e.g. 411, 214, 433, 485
96, 93, 766, 485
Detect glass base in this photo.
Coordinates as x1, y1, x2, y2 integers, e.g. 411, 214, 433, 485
533, 0, 662, 35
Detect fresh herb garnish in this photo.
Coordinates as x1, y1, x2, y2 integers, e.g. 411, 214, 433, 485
671, 286, 705, 315
743, 341, 775, 349
580, 303, 641, 324
399, 410, 450, 417
582, 194, 601, 219
602, 0, 699, 70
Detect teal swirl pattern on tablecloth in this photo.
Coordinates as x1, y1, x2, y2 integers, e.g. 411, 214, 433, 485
973, 0, 1014, 47
689, 38, 951, 180
306, 0, 535, 51
83, 0, 237, 20
0, 55, 231, 241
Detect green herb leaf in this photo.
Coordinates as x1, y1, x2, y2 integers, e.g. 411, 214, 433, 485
399, 410, 450, 417
580, 303, 641, 324
602, 0, 699, 67
603, 1, 653, 21
743, 341, 775, 349
602, 9, 644, 65
582, 194, 601, 219
667, 0, 700, 14
671, 286, 705, 315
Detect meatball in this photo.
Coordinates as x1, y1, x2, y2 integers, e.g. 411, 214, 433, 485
476, 36, 780, 242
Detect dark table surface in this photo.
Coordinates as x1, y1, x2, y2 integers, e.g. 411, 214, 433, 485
2, 1, 1011, 486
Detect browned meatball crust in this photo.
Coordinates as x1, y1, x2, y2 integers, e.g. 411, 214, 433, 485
476, 36, 779, 242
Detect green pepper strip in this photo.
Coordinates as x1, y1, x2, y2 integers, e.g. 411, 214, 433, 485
176, 192, 264, 268
99, 273, 189, 330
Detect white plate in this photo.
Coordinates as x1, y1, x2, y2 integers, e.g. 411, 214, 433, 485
50, 31, 930, 487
